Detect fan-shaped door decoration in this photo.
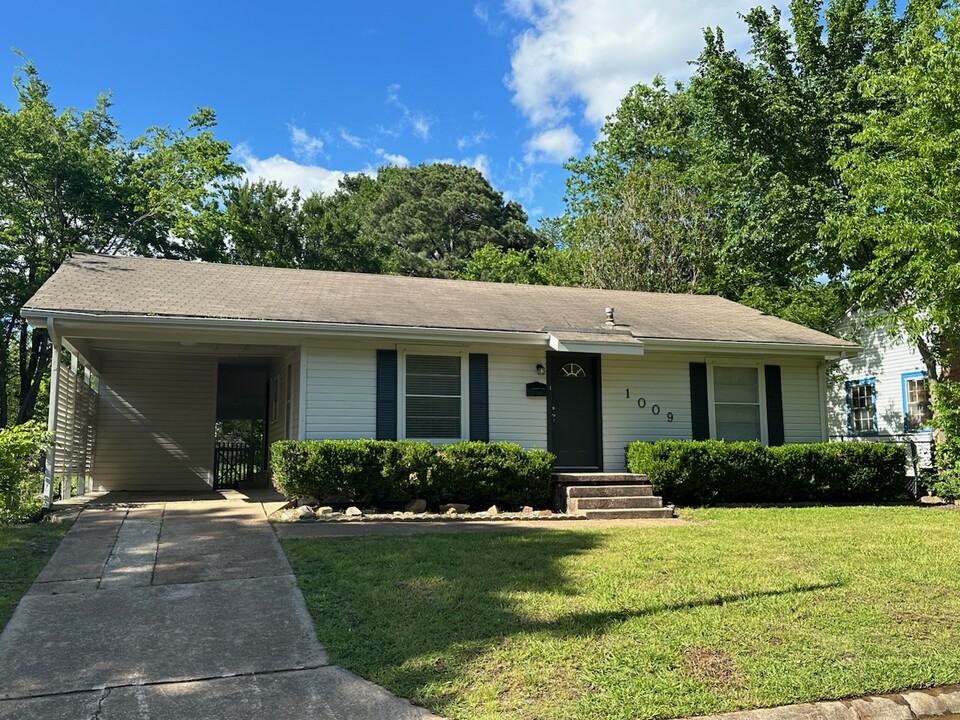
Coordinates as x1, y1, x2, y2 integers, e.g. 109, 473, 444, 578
560, 363, 586, 378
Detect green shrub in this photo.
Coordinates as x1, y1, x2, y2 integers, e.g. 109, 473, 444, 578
626, 439, 906, 506
0, 422, 49, 523
929, 471, 960, 501
271, 439, 554, 509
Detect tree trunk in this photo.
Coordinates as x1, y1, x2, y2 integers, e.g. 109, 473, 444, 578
15, 323, 49, 425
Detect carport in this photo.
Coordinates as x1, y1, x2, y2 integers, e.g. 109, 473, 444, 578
28, 315, 302, 506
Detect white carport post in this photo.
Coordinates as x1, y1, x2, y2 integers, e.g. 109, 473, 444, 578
43, 318, 61, 509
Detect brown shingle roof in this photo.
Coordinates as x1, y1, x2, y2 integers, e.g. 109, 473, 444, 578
23, 254, 853, 348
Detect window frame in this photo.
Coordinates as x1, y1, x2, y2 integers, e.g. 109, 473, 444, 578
845, 377, 878, 436
901, 371, 932, 433
397, 346, 469, 443
706, 360, 768, 445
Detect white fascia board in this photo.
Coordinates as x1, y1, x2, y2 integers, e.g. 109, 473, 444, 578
547, 334, 645, 356
640, 337, 860, 359
22, 310, 552, 347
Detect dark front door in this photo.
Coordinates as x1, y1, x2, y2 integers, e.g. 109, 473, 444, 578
548, 353, 601, 470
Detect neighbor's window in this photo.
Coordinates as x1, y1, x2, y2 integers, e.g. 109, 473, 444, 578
903, 373, 932, 431
405, 354, 462, 439
846, 379, 877, 435
713, 366, 762, 442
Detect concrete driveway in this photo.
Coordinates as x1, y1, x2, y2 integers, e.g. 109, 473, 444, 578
0, 492, 438, 719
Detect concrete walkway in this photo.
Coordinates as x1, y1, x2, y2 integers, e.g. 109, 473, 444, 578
0, 493, 438, 719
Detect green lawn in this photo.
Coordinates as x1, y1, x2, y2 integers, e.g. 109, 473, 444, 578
0, 522, 69, 631
283, 507, 960, 720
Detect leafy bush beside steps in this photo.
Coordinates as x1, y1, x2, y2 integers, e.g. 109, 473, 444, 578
271, 439, 555, 510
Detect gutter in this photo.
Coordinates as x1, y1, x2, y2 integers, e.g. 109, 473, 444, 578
22, 308, 860, 357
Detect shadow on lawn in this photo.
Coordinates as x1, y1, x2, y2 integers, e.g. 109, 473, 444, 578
286, 528, 846, 711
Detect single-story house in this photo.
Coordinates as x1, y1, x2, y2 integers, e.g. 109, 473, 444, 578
828, 310, 934, 472
23, 254, 857, 503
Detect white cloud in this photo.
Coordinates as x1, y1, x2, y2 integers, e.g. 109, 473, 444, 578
340, 129, 363, 148
375, 148, 410, 167
288, 125, 324, 161
457, 129, 491, 150
385, 83, 433, 141
235, 144, 345, 197
524, 125, 581, 164
505, 0, 749, 161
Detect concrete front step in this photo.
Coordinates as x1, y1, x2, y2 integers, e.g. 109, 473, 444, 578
554, 472, 649, 485
569, 496, 664, 511
580, 507, 675, 520
567, 484, 654, 498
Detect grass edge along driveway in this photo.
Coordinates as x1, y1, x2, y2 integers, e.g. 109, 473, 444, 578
284, 506, 960, 720
0, 521, 70, 632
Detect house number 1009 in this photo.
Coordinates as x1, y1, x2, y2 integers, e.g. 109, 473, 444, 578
625, 390, 673, 422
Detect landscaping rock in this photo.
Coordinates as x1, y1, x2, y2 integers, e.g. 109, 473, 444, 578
440, 503, 469, 514
487, 505, 498, 515
294, 505, 315, 521
344, 506, 363, 517
538, 509, 552, 517
296, 496, 319, 507
316, 506, 334, 515
405, 498, 428, 513
919, 495, 946, 505
521, 506, 533, 514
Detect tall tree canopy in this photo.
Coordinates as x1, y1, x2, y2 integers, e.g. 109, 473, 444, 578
828, 0, 960, 417
215, 163, 541, 279
362, 163, 539, 277
560, 0, 904, 330
0, 59, 239, 424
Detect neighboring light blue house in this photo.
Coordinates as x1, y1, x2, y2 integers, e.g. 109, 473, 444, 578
828, 312, 934, 473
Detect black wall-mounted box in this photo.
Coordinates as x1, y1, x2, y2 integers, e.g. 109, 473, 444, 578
526, 381, 547, 397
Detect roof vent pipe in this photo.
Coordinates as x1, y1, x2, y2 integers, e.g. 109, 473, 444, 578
605, 307, 615, 326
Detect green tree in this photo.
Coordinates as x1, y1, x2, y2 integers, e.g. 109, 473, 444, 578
361, 163, 539, 277
221, 180, 304, 268
828, 0, 960, 443
562, 0, 902, 328
0, 58, 239, 425
301, 174, 392, 274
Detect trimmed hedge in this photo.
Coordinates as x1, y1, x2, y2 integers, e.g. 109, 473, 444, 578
626, 440, 907, 506
271, 439, 555, 509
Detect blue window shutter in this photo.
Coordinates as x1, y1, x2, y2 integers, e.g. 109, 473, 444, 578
469, 353, 489, 442
689, 363, 710, 440
376, 350, 398, 440
764, 365, 785, 446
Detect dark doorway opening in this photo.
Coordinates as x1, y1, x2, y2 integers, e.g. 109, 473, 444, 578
547, 352, 602, 471
214, 364, 269, 489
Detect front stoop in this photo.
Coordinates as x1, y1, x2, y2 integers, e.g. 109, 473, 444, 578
553, 473, 675, 519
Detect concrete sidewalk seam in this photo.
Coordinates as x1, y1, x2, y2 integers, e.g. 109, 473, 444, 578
95, 507, 128, 589
147, 502, 166, 586
0, 663, 334, 703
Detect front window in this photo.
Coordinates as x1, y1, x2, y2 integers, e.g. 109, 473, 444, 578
903, 373, 932, 431
846, 379, 877, 435
713, 365, 762, 441
405, 354, 462, 439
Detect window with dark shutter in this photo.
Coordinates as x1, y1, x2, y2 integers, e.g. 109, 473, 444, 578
405, 354, 462, 439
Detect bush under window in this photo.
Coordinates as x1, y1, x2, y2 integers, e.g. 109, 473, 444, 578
271, 439, 554, 510
626, 439, 906, 506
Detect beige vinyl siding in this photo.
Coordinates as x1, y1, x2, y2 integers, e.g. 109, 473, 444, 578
303, 341, 377, 440
93, 353, 216, 491
267, 349, 302, 443
782, 361, 826, 443
488, 348, 547, 450
601, 354, 693, 471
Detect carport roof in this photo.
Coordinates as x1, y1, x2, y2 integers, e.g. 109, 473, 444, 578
23, 254, 855, 350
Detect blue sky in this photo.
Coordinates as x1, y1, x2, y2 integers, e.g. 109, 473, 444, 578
2, 1, 762, 223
